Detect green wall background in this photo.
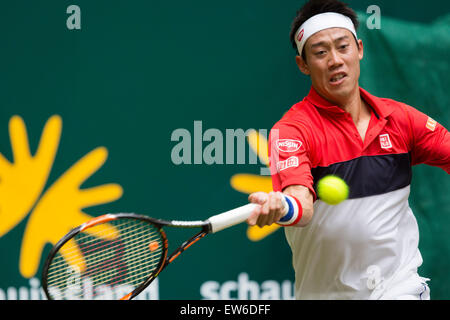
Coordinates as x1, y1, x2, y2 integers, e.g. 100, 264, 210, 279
0, 0, 449, 299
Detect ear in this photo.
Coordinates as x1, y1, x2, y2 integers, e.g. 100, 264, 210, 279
295, 55, 310, 76
357, 39, 364, 60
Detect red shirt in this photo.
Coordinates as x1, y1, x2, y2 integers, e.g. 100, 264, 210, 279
269, 86, 450, 199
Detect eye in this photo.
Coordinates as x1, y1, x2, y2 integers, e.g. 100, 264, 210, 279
315, 50, 327, 56
339, 44, 349, 50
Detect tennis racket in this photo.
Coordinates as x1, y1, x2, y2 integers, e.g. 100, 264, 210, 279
41, 202, 279, 300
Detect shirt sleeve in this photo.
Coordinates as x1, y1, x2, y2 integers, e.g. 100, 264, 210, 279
269, 121, 316, 199
403, 103, 450, 173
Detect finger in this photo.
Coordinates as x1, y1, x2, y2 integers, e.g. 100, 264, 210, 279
258, 192, 280, 226
246, 224, 281, 242
248, 192, 268, 205
9, 115, 31, 162
269, 192, 283, 224
35, 115, 62, 166
247, 205, 261, 225
257, 213, 270, 228
62, 147, 108, 187
257, 200, 271, 227
261, 192, 273, 225
230, 174, 273, 194
78, 184, 123, 208
269, 192, 278, 211
261, 197, 270, 215
19, 218, 46, 278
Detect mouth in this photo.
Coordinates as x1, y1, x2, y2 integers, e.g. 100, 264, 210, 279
329, 73, 347, 85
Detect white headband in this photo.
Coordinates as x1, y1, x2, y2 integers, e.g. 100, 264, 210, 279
295, 12, 358, 55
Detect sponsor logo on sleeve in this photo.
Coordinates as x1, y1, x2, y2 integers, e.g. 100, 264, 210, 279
277, 156, 299, 172
426, 117, 437, 132
276, 139, 302, 153
379, 134, 392, 149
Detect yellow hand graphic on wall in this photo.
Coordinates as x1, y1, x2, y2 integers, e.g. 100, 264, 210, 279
229, 130, 281, 242
20, 147, 123, 278
0, 116, 61, 237
0, 115, 123, 279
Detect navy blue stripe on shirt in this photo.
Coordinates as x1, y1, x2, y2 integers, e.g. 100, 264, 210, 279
311, 153, 412, 200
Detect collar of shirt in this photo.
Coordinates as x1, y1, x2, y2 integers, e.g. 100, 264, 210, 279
304, 86, 395, 119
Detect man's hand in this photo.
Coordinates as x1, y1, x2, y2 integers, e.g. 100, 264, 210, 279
247, 185, 315, 228
247, 191, 287, 227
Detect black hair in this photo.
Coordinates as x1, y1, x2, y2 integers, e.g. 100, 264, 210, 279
289, 0, 360, 59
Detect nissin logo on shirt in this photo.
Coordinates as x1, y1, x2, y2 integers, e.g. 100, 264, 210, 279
276, 139, 302, 152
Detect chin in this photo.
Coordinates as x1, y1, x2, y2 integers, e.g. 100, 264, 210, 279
314, 79, 358, 104
331, 88, 352, 98
322, 87, 348, 100
327, 82, 357, 99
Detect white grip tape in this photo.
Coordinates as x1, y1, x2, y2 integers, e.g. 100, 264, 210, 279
207, 203, 258, 233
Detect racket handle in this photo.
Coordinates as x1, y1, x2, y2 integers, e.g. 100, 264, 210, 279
207, 203, 258, 233
207, 200, 290, 233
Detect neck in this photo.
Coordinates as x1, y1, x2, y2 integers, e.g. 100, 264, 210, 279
333, 86, 369, 123
313, 85, 373, 141
340, 90, 364, 122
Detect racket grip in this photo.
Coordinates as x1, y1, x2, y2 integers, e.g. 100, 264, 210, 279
207, 203, 258, 233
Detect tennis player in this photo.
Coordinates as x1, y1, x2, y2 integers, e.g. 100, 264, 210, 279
247, 0, 450, 300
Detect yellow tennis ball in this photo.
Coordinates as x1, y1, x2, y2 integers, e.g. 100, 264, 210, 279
317, 175, 349, 205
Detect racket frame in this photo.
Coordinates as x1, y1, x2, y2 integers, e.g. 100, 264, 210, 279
41, 213, 173, 300
41, 213, 211, 300
42, 203, 259, 300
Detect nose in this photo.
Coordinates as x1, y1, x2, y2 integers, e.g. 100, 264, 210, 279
328, 49, 344, 69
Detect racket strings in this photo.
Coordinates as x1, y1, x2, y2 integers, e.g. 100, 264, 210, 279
47, 228, 163, 278
52, 221, 154, 258
46, 235, 163, 286
46, 218, 165, 299
47, 221, 162, 297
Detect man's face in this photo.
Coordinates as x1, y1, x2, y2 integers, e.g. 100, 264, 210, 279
296, 28, 364, 104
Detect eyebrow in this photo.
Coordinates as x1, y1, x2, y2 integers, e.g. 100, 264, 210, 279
310, 36, 351, 48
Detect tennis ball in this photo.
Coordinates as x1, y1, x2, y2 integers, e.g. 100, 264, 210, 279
317, 175, 349, 205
